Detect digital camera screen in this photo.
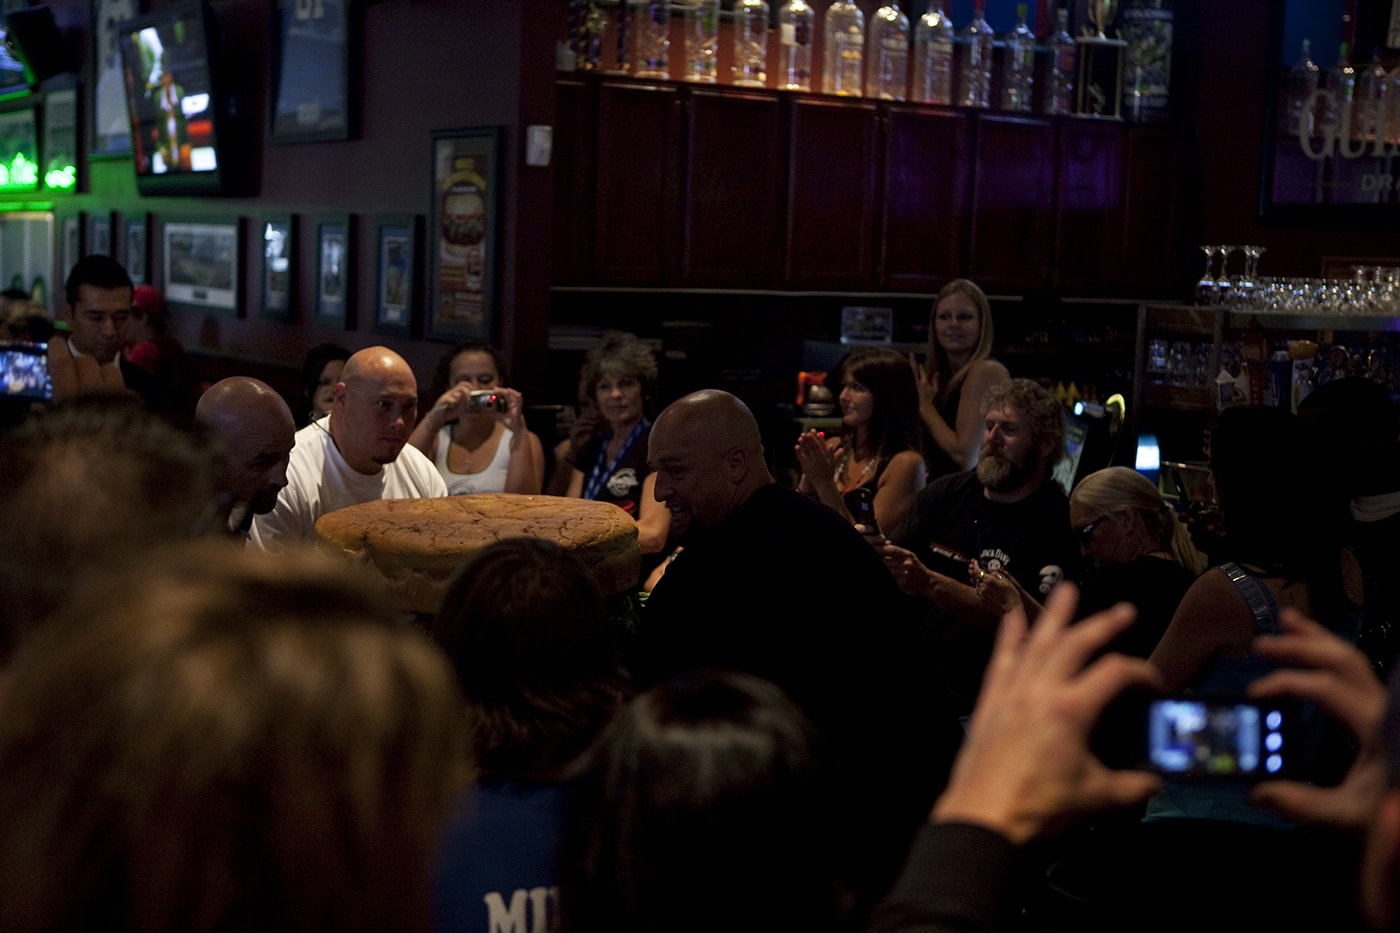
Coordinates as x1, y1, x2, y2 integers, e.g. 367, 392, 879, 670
0, 342, 50, 400
1148, 698, 1286, 779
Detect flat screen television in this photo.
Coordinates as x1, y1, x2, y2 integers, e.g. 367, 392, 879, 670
0, 29, 31, 100
117, 1, 226, 195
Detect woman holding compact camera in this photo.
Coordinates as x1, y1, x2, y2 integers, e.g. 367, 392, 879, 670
408, 340, 544, 495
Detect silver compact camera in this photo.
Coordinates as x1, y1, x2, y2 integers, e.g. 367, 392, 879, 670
466, 389, 507, 413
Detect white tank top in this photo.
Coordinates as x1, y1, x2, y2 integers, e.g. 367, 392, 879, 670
434, 424, 513, 495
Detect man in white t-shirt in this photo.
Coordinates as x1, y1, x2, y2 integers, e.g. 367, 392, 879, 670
249, 346, 446, 551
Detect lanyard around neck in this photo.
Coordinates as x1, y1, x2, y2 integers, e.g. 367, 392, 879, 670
583, 419, 648, 501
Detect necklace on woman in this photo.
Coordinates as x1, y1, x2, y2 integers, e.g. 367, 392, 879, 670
451, 420, 496, 474
836, 448, 879, 493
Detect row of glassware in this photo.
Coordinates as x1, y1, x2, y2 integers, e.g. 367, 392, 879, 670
1197, 245, 1400, 316
571, 1, 1078, 114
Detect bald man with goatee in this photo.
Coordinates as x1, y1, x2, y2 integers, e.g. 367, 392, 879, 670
250, 347, 445, 551
636, 389, 963, 923
196, 377, 296, 535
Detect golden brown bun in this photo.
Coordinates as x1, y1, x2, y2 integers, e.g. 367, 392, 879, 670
314, 494, 640, 613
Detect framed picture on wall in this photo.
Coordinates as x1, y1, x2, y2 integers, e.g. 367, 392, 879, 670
269, 0, 354, 143
59, 213, 82, 282
373, 213, 419, 337
261, 213, 295, 320
428, 126, 500, 342
42, 86, 79, 192
315, 213, 352, 325
162, 218, 242, 314
89, 0, 137, 157
87, 211, 113, 257
123, 212, 149, 284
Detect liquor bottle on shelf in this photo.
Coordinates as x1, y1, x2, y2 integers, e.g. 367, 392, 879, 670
1284, 38, 1319, 138
778, 0, 815, 91
1043, 5, 1075, 115
635, 0, 671, 79
958, 0, 993, 108
734, 0, 770, 87
1321, 41, 1356, 134
866, 1, 910, 101
1357, 48, 1388, 143
912, 2, 954, 105
823, 0, 865, 96
682, 0, 719, 83
1000, 3, 1034, 112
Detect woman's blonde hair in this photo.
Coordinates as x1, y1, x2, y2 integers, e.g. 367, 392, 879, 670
1071, 466, 1206, 575
926, 278, 995, 402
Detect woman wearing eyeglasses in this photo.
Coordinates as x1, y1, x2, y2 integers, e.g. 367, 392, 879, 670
974, 466, 1204, 658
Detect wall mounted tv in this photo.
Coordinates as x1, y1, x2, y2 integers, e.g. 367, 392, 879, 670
117, 1, 226, 196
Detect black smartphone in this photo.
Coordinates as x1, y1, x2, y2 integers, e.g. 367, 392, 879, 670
1142, 695, 1292, 782
852, 486, 877, 533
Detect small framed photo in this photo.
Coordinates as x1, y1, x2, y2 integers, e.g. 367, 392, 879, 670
59, 213, 82, 283
374, 213, 420, 336
162, 217, 242, 315
260, 214, 295, 320
315, 213, 352, 325
89, 0, 137, 157
428, 126, 500, 342
269, 0, 354, 143
123, 213, 149, 285
42, 86, 79, 192
87, 212, 113, 257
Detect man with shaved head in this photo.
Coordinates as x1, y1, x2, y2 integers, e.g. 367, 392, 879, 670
250, 346, 446, 551
196, 377, 296, 535
638, 389, 963, 921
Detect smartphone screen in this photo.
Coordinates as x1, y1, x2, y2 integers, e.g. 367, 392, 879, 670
853, 486, 877, 533
0, 342, 51, 401
1146, 697, 1289, 781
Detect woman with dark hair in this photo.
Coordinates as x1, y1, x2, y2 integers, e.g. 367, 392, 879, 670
914, 279, 1010, 479
565, 331, 668, 558
299, 341, 350, 425
794, 346, 927, 532
0, 542, 470, 933
560, 670, 839, 933
431, 537, 630, 933
408, 340, 545, 495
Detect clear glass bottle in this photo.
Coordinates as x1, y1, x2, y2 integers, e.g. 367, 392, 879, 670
1357, 47, 1388, 143
635, 0, 672, 79
681, 0, 719, 82
734, 0, 770, 87
958, 0, 993, 108
778, 0, 815, 91
1284, 38, 1319, 137
867, 2, 910, 100
1042, 6, 1075, 115
1000, 3, 1034, 111
822, 0, 865, 96
912, 3, 954, 105
1321, 41, 1356, 133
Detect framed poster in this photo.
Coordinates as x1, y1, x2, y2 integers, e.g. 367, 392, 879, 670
162, 218, 241, 314
315, 213, 352, 325
60, 214, 82, 283
123, 213, 149, 284
87, 212, 113, 257
90, 0, 137, 157
268, 0, 353, 143
428, 126, 500, 342
261, 213, 295, 320
42, 87, 79, 192
373, 213, 419, 336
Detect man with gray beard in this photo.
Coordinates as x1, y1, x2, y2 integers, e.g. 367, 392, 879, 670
882, 378, 1082, 716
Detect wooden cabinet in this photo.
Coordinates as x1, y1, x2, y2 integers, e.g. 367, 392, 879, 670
551, 75, 1184, 297
683, 89, 784, 289
591, 81, 683, 285
967, 115, 1055, 291
784, 97, 881, 290
880, 106, 970, 291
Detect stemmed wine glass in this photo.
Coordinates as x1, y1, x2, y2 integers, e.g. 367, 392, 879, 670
1196, 245, 1217, 305
1216, 245, 1240, 306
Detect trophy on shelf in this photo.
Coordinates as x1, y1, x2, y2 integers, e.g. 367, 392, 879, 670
1076, 0, 1127, 119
